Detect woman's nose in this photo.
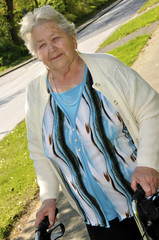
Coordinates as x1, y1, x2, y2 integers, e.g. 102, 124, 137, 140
48, 42, 56, 53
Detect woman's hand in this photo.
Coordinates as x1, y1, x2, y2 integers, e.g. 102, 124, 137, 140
131, 166, 159, 196
35, 198, 57, 228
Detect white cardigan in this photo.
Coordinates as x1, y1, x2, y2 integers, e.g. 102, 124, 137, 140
25, 53, 159, 212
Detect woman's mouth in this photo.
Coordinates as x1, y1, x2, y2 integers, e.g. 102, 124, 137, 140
50, 53, 63, 60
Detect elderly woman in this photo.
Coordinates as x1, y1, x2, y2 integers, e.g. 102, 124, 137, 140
20, 5, 159, 240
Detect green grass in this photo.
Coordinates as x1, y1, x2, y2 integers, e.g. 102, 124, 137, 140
0, 121, 39, 239
138, 0, 159, 13
0, 55, 32, 74
99, 5, 159, 49
107, 34, 151, 66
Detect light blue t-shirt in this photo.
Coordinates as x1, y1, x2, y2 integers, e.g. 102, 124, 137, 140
47, 66, 87, 124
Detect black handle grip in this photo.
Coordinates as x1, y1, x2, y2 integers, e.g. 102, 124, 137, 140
132, 184, 145, 201
36, 208, 59, 233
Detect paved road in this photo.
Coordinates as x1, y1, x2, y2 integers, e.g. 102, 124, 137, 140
0, 0, 147, 141
0, 60, 45, 139
77, 0, 147, 52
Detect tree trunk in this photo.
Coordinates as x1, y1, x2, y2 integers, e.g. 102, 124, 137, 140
34, 0, 38, 7
5, 0, 20, 44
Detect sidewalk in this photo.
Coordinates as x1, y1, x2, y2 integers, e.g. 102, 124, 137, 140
132, 23, 159, 93
12, 189, 90, 240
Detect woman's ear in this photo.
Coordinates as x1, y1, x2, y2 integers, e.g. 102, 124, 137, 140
72, 34, 77, 49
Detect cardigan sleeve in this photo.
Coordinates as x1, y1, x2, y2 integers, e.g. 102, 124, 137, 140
25, 78, 59, 202
127, 68, 159, 171
114, 58, 159, 171
80, 52, 159, 171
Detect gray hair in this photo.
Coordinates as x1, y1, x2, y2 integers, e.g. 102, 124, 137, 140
19, 5, 76, 56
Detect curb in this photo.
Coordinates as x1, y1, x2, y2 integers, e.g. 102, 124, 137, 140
0, 57, 37, 77
76, 0, 123, 33
0, 0, 123, 77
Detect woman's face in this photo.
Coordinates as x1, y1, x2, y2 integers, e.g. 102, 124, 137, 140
32, 21, 77, 72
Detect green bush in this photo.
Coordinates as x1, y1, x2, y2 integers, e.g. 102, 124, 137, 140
0, 39, 29, 67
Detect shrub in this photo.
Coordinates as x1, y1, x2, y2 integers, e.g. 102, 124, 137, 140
0, 39, 29, 67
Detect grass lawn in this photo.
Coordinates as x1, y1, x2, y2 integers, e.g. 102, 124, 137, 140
107, 34, 151, 66
99, 5, 159, 49
0, 121, 38, 239
138, 0, 159, 13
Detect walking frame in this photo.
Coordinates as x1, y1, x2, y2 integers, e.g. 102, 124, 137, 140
35, 185, 159, 240
35, 208, 65, 240
132, 184, 159, 240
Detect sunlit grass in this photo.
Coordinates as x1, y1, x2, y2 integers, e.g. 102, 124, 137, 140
138, 0, 159, 13
107, 34, 151, 66
0, 121, 39, 238
99, 6, 159, 49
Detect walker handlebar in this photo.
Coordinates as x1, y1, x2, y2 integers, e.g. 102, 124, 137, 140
132, 184, 145, 201
132, 184, 159, 240
35, 208, 65, 240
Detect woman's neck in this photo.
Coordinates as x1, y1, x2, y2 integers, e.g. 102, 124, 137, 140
49, 57, 85, 93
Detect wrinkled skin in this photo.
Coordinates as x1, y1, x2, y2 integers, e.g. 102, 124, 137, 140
131, 166, 159, 196
35, 199, 56, 228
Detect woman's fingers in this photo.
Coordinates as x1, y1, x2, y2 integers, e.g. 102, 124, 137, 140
131, 166, 159, 196
35, 198, 56, 228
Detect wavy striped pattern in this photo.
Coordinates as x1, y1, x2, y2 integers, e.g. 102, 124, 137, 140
42, 70, 137, 227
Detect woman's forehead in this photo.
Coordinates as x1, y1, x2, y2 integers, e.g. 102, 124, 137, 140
32, 21, 65, 39
33, 21, 64, 34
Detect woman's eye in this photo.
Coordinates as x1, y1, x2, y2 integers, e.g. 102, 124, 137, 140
39, 43, 45, 48
52, 37, 59, 42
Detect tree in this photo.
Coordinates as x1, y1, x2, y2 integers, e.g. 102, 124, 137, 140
4, 0, 20, 44
0, 0, 113, 47
0, 0, 37, 44
34, 0, 39, 7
